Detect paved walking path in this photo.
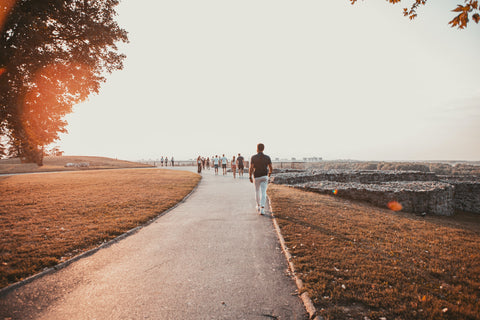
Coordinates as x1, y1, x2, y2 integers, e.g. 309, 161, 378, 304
0, 167, 307, 320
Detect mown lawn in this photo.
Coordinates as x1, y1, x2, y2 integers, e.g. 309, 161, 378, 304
0, 169, 200, 288
268, 184, 480, 320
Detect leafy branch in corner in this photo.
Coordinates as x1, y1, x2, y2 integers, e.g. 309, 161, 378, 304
350, 0, 480, 29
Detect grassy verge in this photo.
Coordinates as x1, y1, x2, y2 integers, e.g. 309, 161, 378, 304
0, 169, 200, 288
268, 184, 480, 320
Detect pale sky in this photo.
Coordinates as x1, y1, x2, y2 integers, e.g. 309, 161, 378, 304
59, 0, 480, 161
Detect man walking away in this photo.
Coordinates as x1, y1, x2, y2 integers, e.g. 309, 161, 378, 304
237, 153, 244, 177
221, 154, 228, 175
249, 143, 273, 215
213, 155, 219, 175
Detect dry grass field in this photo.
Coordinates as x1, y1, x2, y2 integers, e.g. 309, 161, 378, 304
0, 169, 200, 288
0, 156, 152, 174
268, 184, 480, 320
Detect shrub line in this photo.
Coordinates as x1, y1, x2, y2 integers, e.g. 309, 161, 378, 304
268, 196, 322, 320
0, 173, 202, 297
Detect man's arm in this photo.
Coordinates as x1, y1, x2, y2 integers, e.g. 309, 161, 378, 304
268, 163, 273, 177
249, 162, 254, 183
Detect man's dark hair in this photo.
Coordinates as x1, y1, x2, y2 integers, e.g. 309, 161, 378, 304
257, 143, 265, 152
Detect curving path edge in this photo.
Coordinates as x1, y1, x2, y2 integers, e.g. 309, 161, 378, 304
0, 167, 308, 320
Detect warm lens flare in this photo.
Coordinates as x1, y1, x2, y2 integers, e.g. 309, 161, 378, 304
0, 67, 6, 76
332, 189, 338, 195
21, 63, 93, 146
388, 201, 403, 211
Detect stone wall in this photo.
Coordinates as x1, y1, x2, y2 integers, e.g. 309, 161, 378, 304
272, 170, 479, 216
273, 160, 480, 176
293, 181, 454, 216
273, 169, 438, 185
439, 176, 480, 214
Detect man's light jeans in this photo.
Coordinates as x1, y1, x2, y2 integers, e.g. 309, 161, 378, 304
254, 175, 269, 210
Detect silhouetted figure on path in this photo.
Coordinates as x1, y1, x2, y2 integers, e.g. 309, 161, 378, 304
249, 143, 272, 215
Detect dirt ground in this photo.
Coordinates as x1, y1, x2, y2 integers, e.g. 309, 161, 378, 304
268, 184, 480, 320
0, 168, 200, 288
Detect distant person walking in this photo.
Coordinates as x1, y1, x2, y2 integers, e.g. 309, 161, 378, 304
221, 154, 228, 175
213, 155, 219, 175
197, 156, 202, 173
231, 155, 237, 179
206, 157, 210, 170
249, 143, 273, 215
237, 153, 244, 177
165, 157, 168, 167
171, 157, 174, 167
161, 156, 164, 167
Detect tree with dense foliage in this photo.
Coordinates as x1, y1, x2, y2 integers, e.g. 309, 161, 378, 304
351, 0, 480, 29
0, 0, 128, 165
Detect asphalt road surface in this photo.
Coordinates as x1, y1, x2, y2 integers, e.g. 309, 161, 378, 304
0, 167, 308, 320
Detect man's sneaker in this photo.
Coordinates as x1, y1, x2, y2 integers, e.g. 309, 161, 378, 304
260, 207, 265, 215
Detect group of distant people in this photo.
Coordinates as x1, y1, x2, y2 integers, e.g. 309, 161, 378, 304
196, 143, 272, 215
159, 156, 174, 167
159, 144, 272, 216
196, 153, 245, 178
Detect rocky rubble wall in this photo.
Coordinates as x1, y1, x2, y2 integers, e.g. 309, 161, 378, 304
272, 170, 480, 215
452, 183, 480, 213
273, 170, 438, 185
272, 161, 480, 175
294, 181, 455, 216
438, 176, 480, 214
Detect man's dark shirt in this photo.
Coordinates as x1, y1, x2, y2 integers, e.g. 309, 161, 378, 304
250, 152, 271, 178
237, 156, 244, 167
